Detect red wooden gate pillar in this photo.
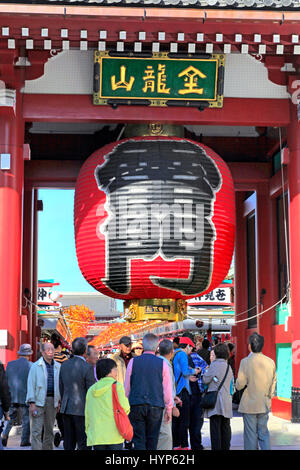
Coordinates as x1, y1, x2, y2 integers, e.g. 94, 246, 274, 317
287, 95, 300, 388
233, 192, 249, 373
21, 188, 34, 347
31, 190, 40, 361
0, 89, 24, 365
256, 183, 278, 362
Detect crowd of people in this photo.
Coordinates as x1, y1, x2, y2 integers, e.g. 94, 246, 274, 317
0, 330, 277, 451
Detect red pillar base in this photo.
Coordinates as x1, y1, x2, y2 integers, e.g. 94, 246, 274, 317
272, 397, 292, 421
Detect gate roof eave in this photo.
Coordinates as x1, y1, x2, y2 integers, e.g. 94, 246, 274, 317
0, 5, 300, 55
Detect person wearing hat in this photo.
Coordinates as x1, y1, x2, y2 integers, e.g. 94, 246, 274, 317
1, 344, 33, 448
111, 336, 135, 385
172, 337, 201, 450
131, 341, 143, 357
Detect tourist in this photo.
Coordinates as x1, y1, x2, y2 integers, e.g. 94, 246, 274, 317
59, 337, 96, 450
0, 361, 11, 451
131, 341, 143, 357
172, 337, 201, 450
86, 345, 99, 381
124, 333, 173, 450
235, 332, 277, 450
51, 334, 68, 364
202, 343, 233, 450
173, 337, 180, 351
189, 344, 208, 450
197, 339, 211, 365
50, 334, 68, 447
227, 342, 236, 379
112, 336, 134, 384
85, 358, 130, 450
1, 344, 33, 448
26, 342, 61, 450
157, 339, 181, 450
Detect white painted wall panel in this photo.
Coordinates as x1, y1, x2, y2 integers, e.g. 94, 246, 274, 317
224, 54, 289, 99
24, 50, 94, 95
24, 50, 289, 99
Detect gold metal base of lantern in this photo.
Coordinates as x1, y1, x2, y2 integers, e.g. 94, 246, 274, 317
124, 298, 187, 322
124, 123, 184, 138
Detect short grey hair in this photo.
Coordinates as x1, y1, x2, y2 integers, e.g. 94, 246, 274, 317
158, 339, 173, 357
41, 342, 54, 352
142, 333, 159, 352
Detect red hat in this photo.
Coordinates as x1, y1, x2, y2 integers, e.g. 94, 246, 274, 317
179, 337, 195, 348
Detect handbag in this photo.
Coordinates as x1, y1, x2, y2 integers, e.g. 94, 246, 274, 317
200, 364, 230, 410
112, 381, 133, 442
232, 385, 247, 405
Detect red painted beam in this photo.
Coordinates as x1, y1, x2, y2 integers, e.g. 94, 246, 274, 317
22, 95, 290, 127
269, 166, 288, 199
229, 163, 272, 189
25, 160, 273, 188
24, 160, 82, 189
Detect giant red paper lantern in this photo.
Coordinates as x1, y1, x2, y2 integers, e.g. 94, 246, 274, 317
74, 137, 235, 300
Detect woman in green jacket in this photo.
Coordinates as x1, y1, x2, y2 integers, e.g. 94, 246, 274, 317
85, 358, 130, 450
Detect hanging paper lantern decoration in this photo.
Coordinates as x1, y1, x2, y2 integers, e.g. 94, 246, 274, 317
74, 136, 235, 300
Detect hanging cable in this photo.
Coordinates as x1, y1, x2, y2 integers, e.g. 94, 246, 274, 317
24, 296, 123, 326
186, 294, 286, 325
234, 295, 286, 324
279, 128, 291, 299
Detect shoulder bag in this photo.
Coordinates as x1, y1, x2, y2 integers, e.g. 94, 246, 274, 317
200, 364, 230, 410
112, 381, 133, 442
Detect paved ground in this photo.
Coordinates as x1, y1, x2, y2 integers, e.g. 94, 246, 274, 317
2, 408, 300, 451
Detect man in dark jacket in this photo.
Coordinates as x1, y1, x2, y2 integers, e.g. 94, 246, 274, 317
124, 333, 173, 450
1, 343, 32, 447
0, 360, 11, 450
172, 337, 201, 450
59, 337, 96, 450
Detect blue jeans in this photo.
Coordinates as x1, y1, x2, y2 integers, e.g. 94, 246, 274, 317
243, 412, 270, 450
129, 404, 163, 450
2, 404, 30, 445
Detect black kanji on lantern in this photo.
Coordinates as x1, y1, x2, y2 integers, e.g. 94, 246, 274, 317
95, 139, 222, 296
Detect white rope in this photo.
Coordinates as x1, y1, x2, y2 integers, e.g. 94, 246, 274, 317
186, 294, 286, 325
279, 128, 291, 294
234, 295, 286, 324
23, 296, 104, 326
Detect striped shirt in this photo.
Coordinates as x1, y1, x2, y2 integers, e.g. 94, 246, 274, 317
54, 351, 68, 364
